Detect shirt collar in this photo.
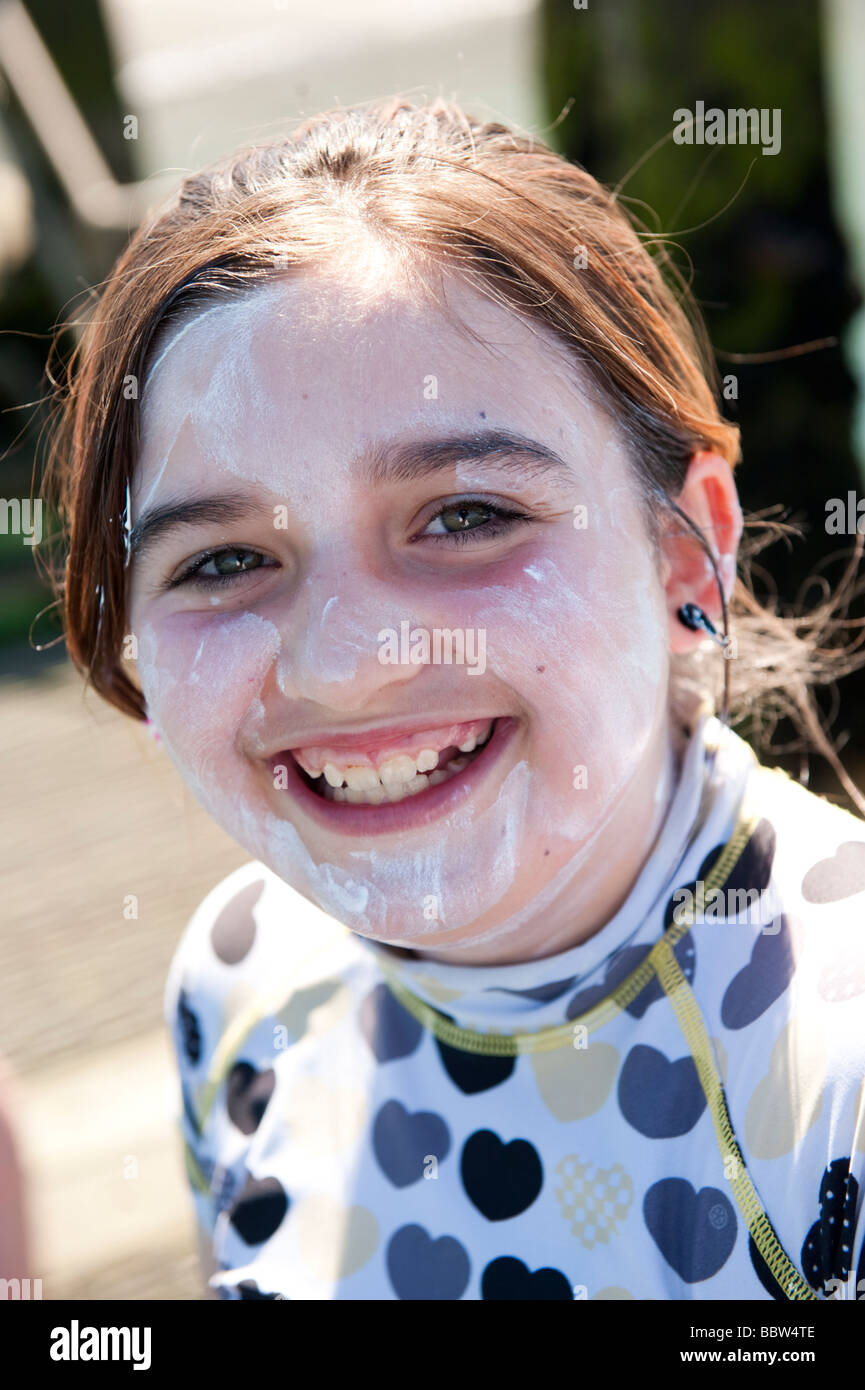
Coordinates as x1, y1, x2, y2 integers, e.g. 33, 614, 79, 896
357, 710, 758, 1034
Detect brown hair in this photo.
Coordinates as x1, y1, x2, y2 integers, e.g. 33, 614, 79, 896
40, 96, 865, 806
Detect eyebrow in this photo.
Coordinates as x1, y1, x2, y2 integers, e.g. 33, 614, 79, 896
129, 429, 569, 563
129, 495, 269, 563
358, 429, 569, 486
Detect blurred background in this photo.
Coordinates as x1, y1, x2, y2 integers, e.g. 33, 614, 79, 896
1, 0, 864, 1299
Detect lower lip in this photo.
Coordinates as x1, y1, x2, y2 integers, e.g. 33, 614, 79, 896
267, 717, 519, 837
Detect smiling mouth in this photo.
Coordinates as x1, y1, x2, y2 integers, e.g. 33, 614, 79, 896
284, 718, 498, 807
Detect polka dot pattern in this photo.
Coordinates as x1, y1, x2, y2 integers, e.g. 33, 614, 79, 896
800, 1158, 859, 1293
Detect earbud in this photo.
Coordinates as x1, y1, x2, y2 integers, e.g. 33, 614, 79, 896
677, 602, 730, 649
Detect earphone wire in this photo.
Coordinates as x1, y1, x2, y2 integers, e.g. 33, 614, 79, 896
664, 499, 732, 730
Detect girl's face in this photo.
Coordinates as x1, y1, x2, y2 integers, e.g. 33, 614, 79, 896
127, 261, 677, 961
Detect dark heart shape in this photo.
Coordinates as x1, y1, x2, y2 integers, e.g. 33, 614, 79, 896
481, 1256, 573, 1300
720, 915, 798, 1030
661, 822, 777, 935
801, 1157, 859, 1292
386, 1223, 470, 1300
802, 842, 865, 904
229, 1173, 289, 1246
696, 818, 776, 895
566, 946, 647, 1018
237, 1279, 285, 1300
627, 936, 696, 1018
210, 878, 264, 964
663, 880, 701, 930
435, 1037, 515, 1094
644, 1178, 737, 1282
567, 936, 696, 1021
226, 1061, 276, 1135
617, 1044, 706, 1137
461, 1129, 543, 1221
360, 983, 424, 1063
177, 989, 202, 1066
372, 1099, 450, 1188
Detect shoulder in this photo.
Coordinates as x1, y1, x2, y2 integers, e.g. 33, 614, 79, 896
748, 759, 865, 868
742, 762, 865, 955
700, 756, 865, 930
691, 764, 865, 1294
163, 862, 375, 1268
714, 759, 865, 1023
686, 756, 865, 1134
163, 861, 360, 1094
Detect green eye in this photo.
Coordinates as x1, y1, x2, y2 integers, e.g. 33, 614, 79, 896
170, 547, 274, 590
208, 549, 262, 575
419, 497, 535, 546
429, 503, 496, 533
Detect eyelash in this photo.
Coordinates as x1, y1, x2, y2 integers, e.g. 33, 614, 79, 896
167, 498, 535, 591
412, 497, 535, 546
167, 549, 275, 591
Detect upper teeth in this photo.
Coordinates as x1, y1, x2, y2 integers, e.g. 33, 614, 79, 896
306, 720, 495, 792
323, 763, 380, 790
325, 750, 439, 790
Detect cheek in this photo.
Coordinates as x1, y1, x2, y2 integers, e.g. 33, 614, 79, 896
442, 543, 667, 715
438, 547, 669, 835
136, 611, 281, 796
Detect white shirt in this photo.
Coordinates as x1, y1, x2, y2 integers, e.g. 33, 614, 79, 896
164, 714, 865, 1300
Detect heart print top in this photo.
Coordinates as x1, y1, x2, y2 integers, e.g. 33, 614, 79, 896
164, 712, 865, 1300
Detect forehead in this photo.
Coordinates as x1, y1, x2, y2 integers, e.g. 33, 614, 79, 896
134, 264, 619, 499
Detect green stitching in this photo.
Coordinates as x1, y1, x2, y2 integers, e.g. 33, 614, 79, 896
375, 800, 761, 1056
651, 936, 816, 1301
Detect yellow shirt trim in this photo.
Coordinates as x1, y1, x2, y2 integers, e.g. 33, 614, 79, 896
182, 763, 812, 1299
650, 934, 816, 1300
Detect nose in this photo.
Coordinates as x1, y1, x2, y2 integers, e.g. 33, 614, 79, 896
271, 559, 423, 711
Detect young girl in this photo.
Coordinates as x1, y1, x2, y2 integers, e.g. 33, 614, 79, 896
48, 97, 865, 1301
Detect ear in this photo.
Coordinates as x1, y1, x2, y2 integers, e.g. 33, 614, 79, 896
661, 450, 743, 654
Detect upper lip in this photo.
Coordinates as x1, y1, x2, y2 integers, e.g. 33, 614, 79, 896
264, 715, 501, 758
